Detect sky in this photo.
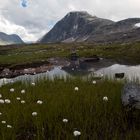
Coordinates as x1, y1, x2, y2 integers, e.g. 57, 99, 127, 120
0, 0, 140, 42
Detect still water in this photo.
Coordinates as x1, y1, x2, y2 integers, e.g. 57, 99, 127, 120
1, 59, 140, 86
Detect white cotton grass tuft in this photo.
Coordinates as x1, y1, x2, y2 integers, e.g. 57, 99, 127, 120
21, 90, 26, 94
0, 94, 2, 98
10, 88, 14, 92
62, 119, 68, 123
74, 87, 79, 91
7, 125, 12, 128
92, 80, 97, 84
103, 96, 108, 102
16, 97, 21, 101
5, 99, 11, 104
21, 100, 25, 104
73, 130, 81, 137
32, 112, 38, 116
1, 121, 6, 124
31, 82, 36, 86
37, 100, 43, 105
0, 99, 4, 104
0, 112, 2, 115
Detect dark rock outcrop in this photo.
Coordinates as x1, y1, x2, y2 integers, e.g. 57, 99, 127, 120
40, 11, 140, 44
115, 73, 125, 79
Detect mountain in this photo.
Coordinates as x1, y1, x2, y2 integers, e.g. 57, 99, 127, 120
0, 32, 24, 45
40, 11, 140, 44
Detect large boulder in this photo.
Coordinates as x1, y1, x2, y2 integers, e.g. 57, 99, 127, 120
122, 83, 140, 109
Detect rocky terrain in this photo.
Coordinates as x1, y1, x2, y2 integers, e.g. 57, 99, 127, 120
40, 11, 140, 44
0, 32, 24, 45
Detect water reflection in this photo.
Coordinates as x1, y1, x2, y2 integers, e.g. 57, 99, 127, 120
95, 64, 140, 80
1, 60, 140, 86
62, 59, 114, 76
0, 67, 68, 87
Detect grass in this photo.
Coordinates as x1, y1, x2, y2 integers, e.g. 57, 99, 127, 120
0, 78, 140, 139
0, 42, 140, 68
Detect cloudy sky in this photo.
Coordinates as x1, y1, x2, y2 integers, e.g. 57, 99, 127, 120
0, 0, 140, 42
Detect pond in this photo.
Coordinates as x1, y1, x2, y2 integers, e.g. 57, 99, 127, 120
0, 59, 140, 86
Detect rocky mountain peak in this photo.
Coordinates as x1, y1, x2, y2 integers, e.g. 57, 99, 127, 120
63, 11, 98, 24
65, 11, 96, 18
40, 11, 140, 44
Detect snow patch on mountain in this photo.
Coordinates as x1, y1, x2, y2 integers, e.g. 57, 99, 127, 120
135, 23, 140, 27
73, 25, 78, 30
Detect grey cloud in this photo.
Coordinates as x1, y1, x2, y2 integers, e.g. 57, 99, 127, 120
0, 0, 140, 41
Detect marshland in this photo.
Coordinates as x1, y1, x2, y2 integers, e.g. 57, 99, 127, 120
0, 77, 140, 140
1, 1, 140, 139
0, 43, 140, 139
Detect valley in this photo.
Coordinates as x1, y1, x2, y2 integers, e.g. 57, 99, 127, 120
0, 10, 140, 140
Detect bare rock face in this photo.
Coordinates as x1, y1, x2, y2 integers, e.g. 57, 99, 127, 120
40, 11, 114, 43
40, 11, 140, 44
122, 83, 140, 109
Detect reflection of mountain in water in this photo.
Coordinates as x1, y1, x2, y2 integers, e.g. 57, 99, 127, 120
1, 61, 140, 87
62, 59, 114, 76
95, 64, 140, 80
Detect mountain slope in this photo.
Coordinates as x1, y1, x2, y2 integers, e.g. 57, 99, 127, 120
0, 32, 24, 45
40, 11, 140, 44
87, 18, 140, 43
40, 11, 114, 43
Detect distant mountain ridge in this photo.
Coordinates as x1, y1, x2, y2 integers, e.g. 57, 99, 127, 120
40, 11, 140, 44
0, 32, 24, 45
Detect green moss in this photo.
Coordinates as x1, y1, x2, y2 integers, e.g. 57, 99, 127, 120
0, 42, 140, 67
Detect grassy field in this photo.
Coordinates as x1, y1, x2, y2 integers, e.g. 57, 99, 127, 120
0, 42, 140, 68
0, 78, 140, 140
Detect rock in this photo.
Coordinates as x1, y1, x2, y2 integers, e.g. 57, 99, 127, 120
115, 73, 125, 79
122, 83, 140, 109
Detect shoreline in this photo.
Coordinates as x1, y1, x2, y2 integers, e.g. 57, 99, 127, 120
0, 64, 54, 79
0, 56, 139, 79
0, 57, 70, 79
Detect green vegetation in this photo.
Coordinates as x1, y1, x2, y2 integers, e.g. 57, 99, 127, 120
0, 78, 140, 139
0, 42, 140, 68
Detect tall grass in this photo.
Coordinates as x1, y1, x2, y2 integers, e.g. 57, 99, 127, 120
0, 78, 140, 140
